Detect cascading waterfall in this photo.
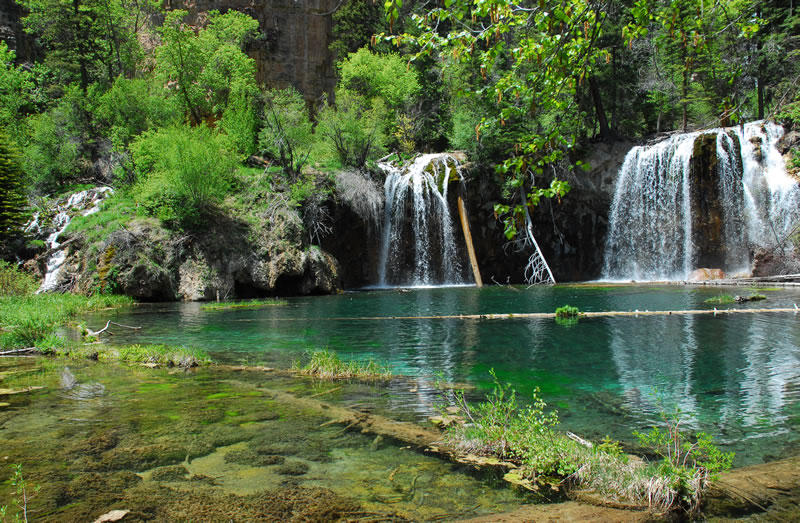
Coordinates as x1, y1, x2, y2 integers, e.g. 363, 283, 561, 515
33, 187, 113, 293
377, 154, 469, 287
603, 121, 800, 281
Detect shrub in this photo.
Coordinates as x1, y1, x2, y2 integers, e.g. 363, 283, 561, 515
131, 125, 236, 228
258, 87, 314, 180
316, 89, 387, 169
96, 77, 182, 153
0, 261, 37, 297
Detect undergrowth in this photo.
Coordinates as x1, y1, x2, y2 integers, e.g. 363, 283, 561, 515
292, 348, 391, 380
438, 371, 733, 516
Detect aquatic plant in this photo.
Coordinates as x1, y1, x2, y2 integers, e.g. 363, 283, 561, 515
554, 305, 580, 318
200, 298, 287, 311
438, 371, 733, 515
292, 348, 391, 380
99, 344, 211, 368
704, 294, 735, 304
0, 464, 39, 523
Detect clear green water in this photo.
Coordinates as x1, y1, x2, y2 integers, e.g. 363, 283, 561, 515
88, 284, 800, 466
0, 361, 529, 521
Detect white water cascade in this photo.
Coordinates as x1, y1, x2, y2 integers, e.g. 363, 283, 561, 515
33, 187, 113, 293
603, 121, 800, 281
377, 154, 469, 287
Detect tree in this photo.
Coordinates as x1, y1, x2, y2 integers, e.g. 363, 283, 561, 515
317, 89, 387, 169
16, 0, 143, 89
0, 131, 28, 244
155, 9, 259, 125
258, 87, 314, 180
0, 41, 37, 139
381, 0, 597, 239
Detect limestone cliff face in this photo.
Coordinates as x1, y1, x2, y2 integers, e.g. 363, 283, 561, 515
167, 0, 339, 104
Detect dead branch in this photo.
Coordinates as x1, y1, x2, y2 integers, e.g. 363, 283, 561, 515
87, 321, 142, 337
0, 347, 37, 356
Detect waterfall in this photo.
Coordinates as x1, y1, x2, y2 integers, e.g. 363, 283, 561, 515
35, 187, 113, 293
603, 121, 800, 281
376, 154, 469, 287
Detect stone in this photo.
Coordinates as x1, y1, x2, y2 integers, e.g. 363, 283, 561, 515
689, 268, 726, 281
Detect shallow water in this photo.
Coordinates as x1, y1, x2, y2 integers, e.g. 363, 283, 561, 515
86, 285, 800, 467
0, 361, 529, 521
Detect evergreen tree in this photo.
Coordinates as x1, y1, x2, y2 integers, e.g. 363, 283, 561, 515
0, 131, 28, 244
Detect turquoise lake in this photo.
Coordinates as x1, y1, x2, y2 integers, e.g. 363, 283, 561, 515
88, 284, 800, 467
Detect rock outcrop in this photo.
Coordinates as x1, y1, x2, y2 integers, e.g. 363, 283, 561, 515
29, 194, 342, 301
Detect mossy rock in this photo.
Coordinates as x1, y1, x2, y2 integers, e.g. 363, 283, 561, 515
150, 464, 189, 482
275, 460, 310, 476
224, 447, 285, 467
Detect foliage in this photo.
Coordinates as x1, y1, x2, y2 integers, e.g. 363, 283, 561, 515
219, 87, 258, 157
634, 405, 734, 513
17, 0, 144, 89
292, 348, 392, 380
338, 48, 420, 111
65, 190, 140, 246
555, 305, 580, 318
22, 84, 96, 192
330, 0, 387, 58
0, 293, 132, 350
258, 87, 314, 180
95, 77, 182, 153
0, 42, 37, 138
382, 0, 600, 240
316, 89, 387, 169
0, 131, 28, 243
440, 372, 734, 514
155, 9, 259, 124
131, 125, 236, 228
0, 262, 37, 297
0, 464, 40, 523
201, 298, 287, 311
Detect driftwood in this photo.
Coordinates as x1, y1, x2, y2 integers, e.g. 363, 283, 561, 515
245, 307, 800, 323
87, 320, 142, 337
0, 347, 37, 356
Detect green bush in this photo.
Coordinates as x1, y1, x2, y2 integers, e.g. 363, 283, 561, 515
316, 89, 387, 169
258, 87, 314, 179
220, 87, 258, 156
96, 77, 182, 153
131, 125, 236, 228
0, 261, 37, 296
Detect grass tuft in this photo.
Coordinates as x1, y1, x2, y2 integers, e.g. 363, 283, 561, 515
200, 298, 287, 311
292, 348, 391, 380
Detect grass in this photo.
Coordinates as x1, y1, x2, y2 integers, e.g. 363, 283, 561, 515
292, 348, 391, 380
65, 190, 141, 247
98, 344, 211, 367
0, 293, 134, 351
438, 371, 733, 516
200, 298, 287, 311
704, 294, 736, 304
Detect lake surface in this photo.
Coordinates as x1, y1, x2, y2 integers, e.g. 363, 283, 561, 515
87, 284, 800, 467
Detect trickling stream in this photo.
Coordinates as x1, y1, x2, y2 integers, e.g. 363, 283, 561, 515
33, 187, 113, 293
603, 121, 800, 281
376, 154, 470, 287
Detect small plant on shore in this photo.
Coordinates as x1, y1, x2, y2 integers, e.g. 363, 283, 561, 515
292, 348, 391, 380
634, 406, 734, 513
200, 298, 287, 311
0, 464, 39, 523
0, 263, 37, 297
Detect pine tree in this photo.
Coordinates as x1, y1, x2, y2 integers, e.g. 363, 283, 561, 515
0, 131, 28, 244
